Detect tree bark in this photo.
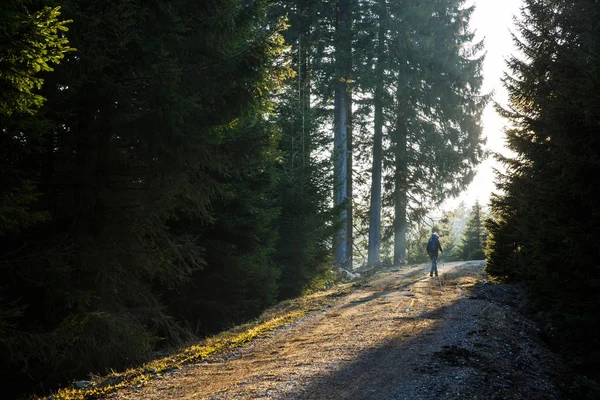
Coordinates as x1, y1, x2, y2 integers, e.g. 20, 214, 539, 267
299, 32, 309, 169
368, 98, 383, 265
333, 82, 348, 266
333, 0, 350, 266
393, 115, 408, 266
367, 1, 386, 266
346, 88, 353, 269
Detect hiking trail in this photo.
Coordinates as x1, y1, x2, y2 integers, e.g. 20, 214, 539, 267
108, 261, 565, 400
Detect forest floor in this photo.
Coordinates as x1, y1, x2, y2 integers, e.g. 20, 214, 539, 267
102, 261, 567, 400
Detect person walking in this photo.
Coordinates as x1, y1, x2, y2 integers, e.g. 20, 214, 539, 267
426, 229, 443, 277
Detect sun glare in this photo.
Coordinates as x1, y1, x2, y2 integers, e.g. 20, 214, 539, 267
443, 0, 523, 211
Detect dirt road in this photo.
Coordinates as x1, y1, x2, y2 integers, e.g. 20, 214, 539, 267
109, 261, 565, 399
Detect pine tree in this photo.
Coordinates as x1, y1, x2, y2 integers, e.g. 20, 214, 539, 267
0, 3, 71, 236
0, 4, 72, 394
350, 0, 485, 267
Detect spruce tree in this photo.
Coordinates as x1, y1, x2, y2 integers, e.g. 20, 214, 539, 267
351, 0, 485, 267
460, 201, 487, 260
486, 0, 600, 391
0, 3, 72, 116
0, 5, 71, 394
0, 2, 71, 236
387, 0, 487, 265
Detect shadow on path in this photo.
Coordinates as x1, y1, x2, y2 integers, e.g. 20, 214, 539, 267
286, 266, 562, 400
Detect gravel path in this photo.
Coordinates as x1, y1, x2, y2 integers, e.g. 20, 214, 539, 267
108, 261, 566, 400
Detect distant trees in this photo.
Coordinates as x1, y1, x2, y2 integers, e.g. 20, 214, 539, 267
402, 201, 487, 264
461, 201, 487, 260
486, 0, 600, 395
359, 0, 486, 266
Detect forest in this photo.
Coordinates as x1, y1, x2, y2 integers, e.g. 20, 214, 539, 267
0, 0, 598, 398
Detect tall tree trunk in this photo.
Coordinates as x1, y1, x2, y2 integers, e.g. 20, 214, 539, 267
393, 117, 408, 266
346, 88, 353, 269
299, 32, 309, 169
368, 93, 383, 265
333, 80, 348, 266
367, 1, 385, 266
333, 0, 351, 266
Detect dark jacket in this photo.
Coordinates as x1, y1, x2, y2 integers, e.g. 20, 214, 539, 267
426, 233, 443, 255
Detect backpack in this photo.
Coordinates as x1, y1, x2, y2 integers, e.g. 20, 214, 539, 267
427, 234, 439, 253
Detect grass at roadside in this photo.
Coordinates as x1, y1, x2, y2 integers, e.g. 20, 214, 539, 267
42, 279, 360, 400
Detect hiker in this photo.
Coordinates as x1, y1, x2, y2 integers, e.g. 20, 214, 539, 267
426, 229, 443, 277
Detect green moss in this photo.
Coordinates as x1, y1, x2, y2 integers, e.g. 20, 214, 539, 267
301, 268, 342, 295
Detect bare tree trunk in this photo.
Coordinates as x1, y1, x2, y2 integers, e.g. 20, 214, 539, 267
300, 32, 309, 169
346, 88, 353, 269
368, 97, 383, 266
333, 82, 348, 265
367, 1, 386, 266
393, 117, 408, 266
333, 0, 350, 266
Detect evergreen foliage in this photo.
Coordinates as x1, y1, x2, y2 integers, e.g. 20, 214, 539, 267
440, 204, 469, 261
0, 2, 71, 239
388, 0, 487, 264
0, 2, 72, 116
352, 0, 486, 265
268, 0, 335, 296
0, 0, 299, 396
406, 224, 431, 264
486, 0, 600, 395
460, 201, 487, 260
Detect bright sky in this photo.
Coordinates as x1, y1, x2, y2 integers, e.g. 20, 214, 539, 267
442, 0, 523, 211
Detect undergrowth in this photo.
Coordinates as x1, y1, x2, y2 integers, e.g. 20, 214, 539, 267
41, 275, 359, 400
301, 267, 343, 295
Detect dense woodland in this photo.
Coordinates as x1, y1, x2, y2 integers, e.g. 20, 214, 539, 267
0, 0, 485, 396
5, 0, 598, 398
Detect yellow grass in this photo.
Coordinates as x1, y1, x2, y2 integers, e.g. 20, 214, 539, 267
42, 279, 359, 400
